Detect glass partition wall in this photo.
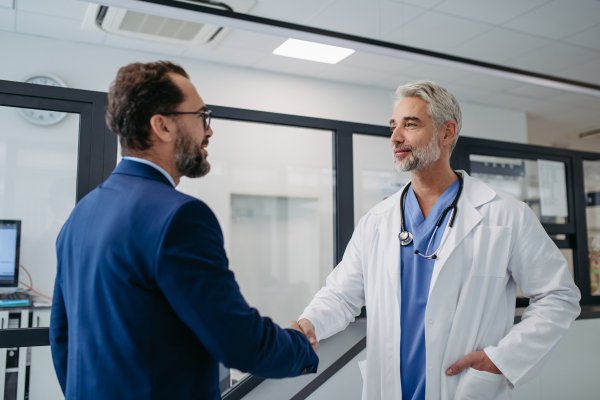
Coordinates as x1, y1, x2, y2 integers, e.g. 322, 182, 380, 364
2, 80, 600, 400
450, 139, 600, 307
353, 134, 410, 226
0, 80, 113, 400
176, 120, 335, 391
0, 105, 79, 400
583, 160, 600, 297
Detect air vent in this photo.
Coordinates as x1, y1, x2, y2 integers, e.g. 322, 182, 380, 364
118, 11, 205, 41
98, 6, 219, 46
83, 1, 256, 48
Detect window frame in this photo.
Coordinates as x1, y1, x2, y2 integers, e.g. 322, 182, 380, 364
0, 79, 117, 347
452, 137, 597, 306
2, 81, 599, 399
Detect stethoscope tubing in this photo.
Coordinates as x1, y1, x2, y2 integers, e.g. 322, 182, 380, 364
399, 172, 464, 259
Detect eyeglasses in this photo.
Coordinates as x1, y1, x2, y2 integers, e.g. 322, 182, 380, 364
161, 109, 212, 131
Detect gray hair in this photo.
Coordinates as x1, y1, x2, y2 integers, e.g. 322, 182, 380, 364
395, 80, 462, 153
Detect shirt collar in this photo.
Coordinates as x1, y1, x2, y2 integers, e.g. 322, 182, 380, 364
122, 157, 175, 187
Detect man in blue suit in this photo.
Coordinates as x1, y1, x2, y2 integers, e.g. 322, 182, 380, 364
50, 61, 319, 400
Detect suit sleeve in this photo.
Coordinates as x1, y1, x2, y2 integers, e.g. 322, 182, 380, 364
484, 205, 581, 388
298, 215, 367, 341
154, 200, 318, 378
49, 263, 68, 393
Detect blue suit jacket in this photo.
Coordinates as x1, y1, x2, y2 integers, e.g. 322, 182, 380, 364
50, 160, 318, 400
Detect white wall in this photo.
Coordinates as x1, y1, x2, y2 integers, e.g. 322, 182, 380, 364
0, 31, 528, 141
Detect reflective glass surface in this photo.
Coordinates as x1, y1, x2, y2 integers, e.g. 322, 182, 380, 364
469, 155, 568, 224
353, 134, 409, 226
583, 160, 600, 296
0, 105, 79, 296
174, 119, 335, 391
0, 104, 78, 398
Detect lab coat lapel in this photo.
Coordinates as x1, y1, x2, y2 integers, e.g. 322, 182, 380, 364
427, 172, 496, 299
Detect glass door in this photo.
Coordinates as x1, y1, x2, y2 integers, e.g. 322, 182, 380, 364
352, 133, 409, 225
0, 80, 116, 400
175, 119, 335, 393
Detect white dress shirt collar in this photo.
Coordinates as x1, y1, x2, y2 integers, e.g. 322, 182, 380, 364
122, 157, 175, 187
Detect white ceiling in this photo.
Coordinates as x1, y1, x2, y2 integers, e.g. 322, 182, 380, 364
1, 0, 600, 150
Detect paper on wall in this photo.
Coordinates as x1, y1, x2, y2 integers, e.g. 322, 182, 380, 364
537, 159, 568, 217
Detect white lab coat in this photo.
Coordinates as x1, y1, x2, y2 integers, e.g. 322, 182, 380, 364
299, 171, 580, 400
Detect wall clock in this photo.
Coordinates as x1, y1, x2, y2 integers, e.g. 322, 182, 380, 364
19, 75, 68, 126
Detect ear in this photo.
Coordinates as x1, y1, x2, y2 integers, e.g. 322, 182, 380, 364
441, 121, 457, 148
149, 114, 178, 144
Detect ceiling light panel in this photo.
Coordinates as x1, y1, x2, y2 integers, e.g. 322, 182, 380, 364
273, 39, 354, 64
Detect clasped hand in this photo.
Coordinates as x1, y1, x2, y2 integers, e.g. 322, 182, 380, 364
445, 350, 502, 376
290, 319, 319, 354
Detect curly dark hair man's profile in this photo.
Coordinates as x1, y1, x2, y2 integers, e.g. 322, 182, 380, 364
106, 61, 189, 155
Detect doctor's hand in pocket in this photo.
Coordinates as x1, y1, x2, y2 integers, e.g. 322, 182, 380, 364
445, 351, 502, 376
290, 319, 319, 354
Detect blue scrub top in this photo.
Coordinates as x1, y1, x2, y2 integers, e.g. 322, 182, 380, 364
400, 179, 460, 400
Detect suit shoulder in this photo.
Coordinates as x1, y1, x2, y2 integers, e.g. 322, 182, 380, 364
172, 195, 216, 217
165, 194, 221, 231
130, 179, 215, 216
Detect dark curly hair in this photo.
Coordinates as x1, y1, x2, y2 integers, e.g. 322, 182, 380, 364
106, 61, 189, 155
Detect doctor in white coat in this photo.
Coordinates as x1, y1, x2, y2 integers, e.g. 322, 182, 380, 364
296, 81, 581, 400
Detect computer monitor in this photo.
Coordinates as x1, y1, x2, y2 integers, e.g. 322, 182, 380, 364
0, 220, 20, 288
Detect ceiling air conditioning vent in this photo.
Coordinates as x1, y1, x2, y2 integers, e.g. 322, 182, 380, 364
83, 1, 256, 48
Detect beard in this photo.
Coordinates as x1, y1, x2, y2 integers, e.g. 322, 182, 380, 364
394, 131, 442, 173
174, 124, 211, 179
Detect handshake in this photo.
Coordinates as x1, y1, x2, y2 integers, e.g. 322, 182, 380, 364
290, 319, 320, 354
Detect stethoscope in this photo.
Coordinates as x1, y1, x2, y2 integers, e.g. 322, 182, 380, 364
398, 172, 464, 260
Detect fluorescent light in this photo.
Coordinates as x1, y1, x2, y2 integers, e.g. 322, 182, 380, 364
273, 39, 354, 64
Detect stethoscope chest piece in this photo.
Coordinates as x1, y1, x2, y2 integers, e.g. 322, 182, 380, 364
398, 231, 413, 246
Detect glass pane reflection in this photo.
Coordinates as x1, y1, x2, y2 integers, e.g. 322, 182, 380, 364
0, 104, 78, 398
353, 134, 409, 226
469, 155, 568, 224
0, 105, 79, 298
174, 119, 335, 392
583, 160, 600, 296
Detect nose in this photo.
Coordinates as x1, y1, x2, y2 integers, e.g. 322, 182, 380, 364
205, 125, 214, 139
390, 125, 404, 146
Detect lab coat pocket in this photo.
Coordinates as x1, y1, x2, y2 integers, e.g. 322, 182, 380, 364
454, 368, 505, 400
472, 226, 511, 278
357, 359, 366, 382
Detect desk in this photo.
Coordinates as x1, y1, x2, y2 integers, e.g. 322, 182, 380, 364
0, 298, 60, 400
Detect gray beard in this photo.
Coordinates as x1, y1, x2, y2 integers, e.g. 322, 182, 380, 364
174, 128, 211, 178
394, 132, 442, 173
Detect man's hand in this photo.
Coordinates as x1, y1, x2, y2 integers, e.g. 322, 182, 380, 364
290, 319, 319, 354
445, 351, 502, 376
